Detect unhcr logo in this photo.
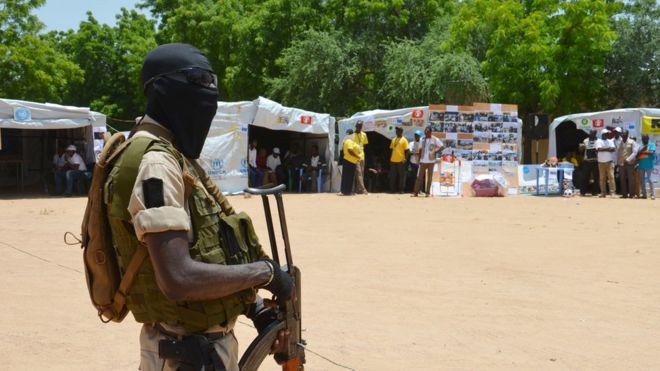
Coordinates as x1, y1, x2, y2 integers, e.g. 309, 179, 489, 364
211, 159, 224, 169
208, 159, 226, 177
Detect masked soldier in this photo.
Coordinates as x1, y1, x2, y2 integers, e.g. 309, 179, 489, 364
106, 43, 293, 371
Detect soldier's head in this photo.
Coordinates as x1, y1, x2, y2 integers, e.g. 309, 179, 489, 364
141, 43, 218, 159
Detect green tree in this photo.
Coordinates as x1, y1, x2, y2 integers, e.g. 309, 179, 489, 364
54, 10, 156, 121
141, 0, 325, 101
449, 0, 619, 115
381, 19, 488, 108
606, 0, 659, 107
267, 30, 362, 115
0, 0, 82, 102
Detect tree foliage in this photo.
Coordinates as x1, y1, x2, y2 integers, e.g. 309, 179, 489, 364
51, 9, 156, 122
0, 0, 655, 121
267, 30, 362, 115
449, 0, 619, 115
381, 19, 488, 108
0, 0, 82, 102
606, 0, 659, 107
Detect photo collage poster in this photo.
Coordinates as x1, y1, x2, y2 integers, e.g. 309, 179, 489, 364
428, 103, 521, 195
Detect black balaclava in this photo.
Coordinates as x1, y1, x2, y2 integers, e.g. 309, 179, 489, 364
141, 43, 218, 159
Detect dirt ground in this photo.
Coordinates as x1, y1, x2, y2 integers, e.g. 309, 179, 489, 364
0, 193, 659, 370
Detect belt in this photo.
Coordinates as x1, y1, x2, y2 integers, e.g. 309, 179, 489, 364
154, 323, 230, 341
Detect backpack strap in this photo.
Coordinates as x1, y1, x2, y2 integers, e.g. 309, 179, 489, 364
111, 242, 148, 316
190, 160, 235, 216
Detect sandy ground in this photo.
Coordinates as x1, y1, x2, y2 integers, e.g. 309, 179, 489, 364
0, 193, 659, 371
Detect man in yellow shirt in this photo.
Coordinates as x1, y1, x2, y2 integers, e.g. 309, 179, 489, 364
341, 129, 360, 195
389, 127, 409, 193
352, 120, 369, 194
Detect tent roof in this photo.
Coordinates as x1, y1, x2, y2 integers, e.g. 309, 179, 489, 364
251, 96, 332, 134
0, 98, 106, 130
549, 107, 660, 132
548, 107, 660, 157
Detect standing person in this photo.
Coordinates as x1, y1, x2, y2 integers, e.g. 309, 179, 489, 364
51, 145, 66, 194
596, 129, 616, 198
388, 127, 409, 193
637, 134, 656, 200
413, 126, 444, 197
341, 129, 360, 195
613, 127, 623, 193
248, 139, 261, 187
352, 120, 369, 195
55, 144, 88, 196
105, 43, 293, 371
579, 130, 599, 196
617, 129, 637, 198
407, 130, 422, 191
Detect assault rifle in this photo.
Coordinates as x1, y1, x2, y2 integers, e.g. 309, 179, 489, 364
239, 184, 305, 371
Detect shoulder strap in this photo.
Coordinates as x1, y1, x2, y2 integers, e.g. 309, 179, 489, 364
111, 243, 148, 316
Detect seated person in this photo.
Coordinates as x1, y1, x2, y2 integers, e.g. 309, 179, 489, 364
256, 148, 271, 186
55, 145, 88, 196
302, 144, 324, 192
46, 145, 66, 194
366, 155, 388, 193
560, 151, 579, 167
265, 147, 285, 186
284, 144, 307, 190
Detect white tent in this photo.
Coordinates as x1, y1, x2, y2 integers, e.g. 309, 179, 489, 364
337, 106, 428, 145
548, 108, 660, 157
199, 101, 257, 194
548, 108, 660, 183
199, 97, 335, 193
0, 98, 106, 188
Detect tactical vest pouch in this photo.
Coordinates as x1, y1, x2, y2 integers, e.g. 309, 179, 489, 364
80, 133, 149, 323
219, 212, 266, 265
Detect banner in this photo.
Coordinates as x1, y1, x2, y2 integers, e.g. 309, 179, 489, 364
430, 159, 461, 196
641, 116, 660, 135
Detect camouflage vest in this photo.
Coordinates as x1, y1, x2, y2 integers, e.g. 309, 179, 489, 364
104, 135, 262, 333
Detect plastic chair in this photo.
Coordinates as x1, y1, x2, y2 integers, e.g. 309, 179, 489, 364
298, 166, 324, 193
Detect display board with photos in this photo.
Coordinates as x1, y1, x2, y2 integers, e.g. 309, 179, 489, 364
428, 103, 522, 195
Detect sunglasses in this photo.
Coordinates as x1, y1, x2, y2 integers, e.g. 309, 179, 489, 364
143, 67, 218, 92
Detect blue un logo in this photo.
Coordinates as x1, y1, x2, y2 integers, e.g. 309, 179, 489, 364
211, 160, 224, 169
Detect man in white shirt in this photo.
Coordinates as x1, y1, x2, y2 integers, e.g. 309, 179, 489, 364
596, 129, 616, 198
55, 144, 88, 196
247, 139, 261, 186
265, 147, 282, 186
303, 144, 324, 192
407, 130, 422, 190
617, 129, 638, 198
412, 126, 444, 197
579, 129, 599, 195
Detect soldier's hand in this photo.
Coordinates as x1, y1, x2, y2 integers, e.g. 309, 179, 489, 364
260, 259, 295, 305
270, 329, 290, 358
